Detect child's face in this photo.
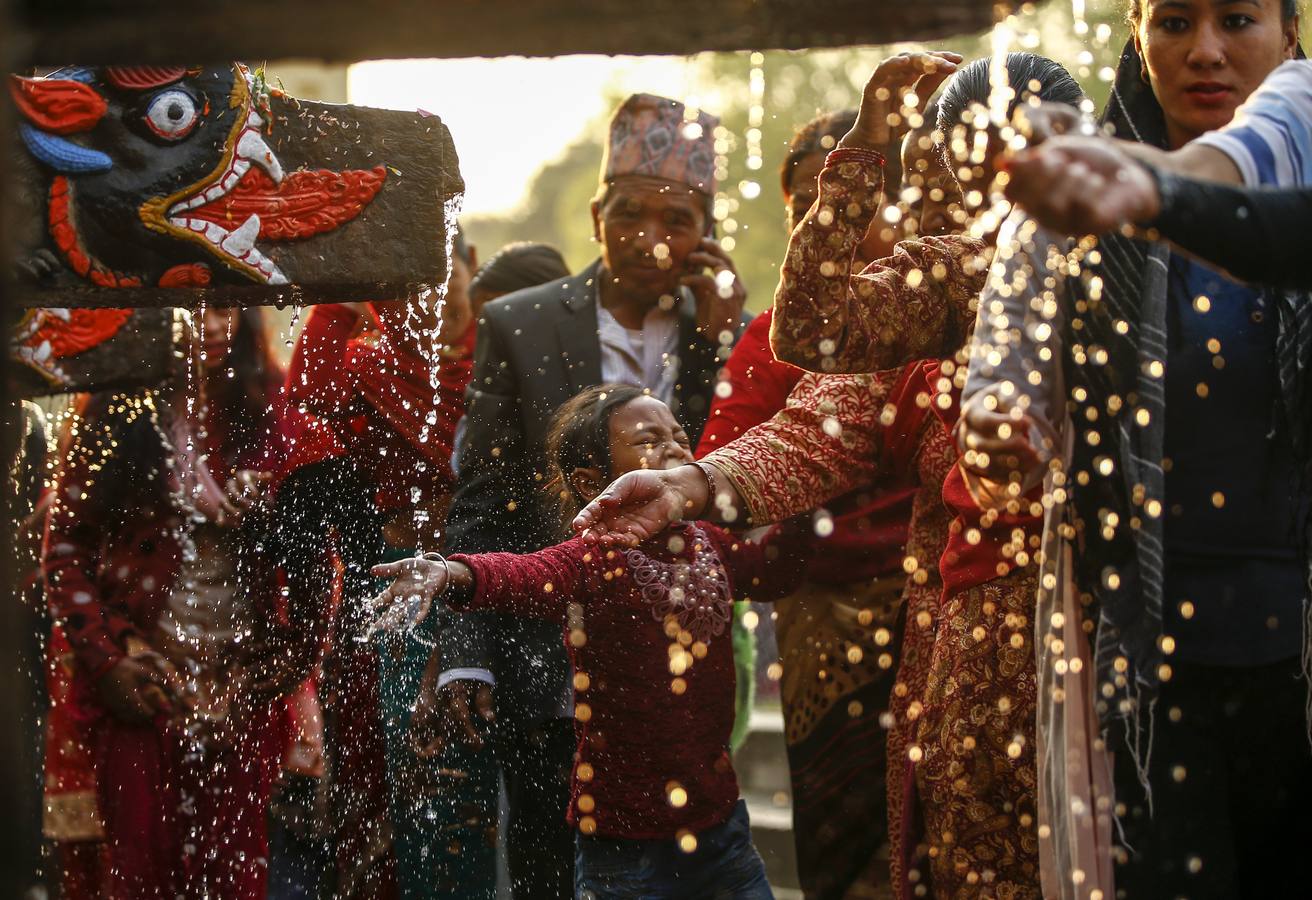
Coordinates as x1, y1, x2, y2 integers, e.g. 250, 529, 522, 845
607, 395, 694, 476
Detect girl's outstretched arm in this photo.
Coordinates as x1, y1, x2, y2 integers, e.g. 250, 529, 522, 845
371, 536, 595, 626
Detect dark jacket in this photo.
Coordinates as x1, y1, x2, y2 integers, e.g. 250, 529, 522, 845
440, 258, 747, 723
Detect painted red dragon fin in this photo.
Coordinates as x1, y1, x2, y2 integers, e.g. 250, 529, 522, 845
9, 75, 107, 135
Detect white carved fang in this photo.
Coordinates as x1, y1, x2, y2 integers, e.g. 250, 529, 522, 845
35, 341, 51, 362
203, 222, 229, 245
236, 128, 284, 184
221, 215, 260, 257
268, 271, 289, 285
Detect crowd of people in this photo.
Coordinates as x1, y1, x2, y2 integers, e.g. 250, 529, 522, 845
19, 0, 1312, 897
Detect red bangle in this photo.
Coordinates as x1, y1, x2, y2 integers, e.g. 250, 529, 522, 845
825, 147, 887, 168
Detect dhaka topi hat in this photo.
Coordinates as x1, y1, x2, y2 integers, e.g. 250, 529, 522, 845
600, 93, 719, 195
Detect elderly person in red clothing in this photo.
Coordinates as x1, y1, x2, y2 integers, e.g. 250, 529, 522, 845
283, 235, 571, 899
43, 307, 313, 900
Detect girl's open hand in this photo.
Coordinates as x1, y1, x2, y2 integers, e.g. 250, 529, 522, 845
366, 555, 451, 634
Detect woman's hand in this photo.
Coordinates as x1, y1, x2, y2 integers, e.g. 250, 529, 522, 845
1003, 135, 1160, 235
572, 465, 711, 547
241, 623, 321, 703
218, 469, 274, 527
956, 394, 1043, 485
840, 51, 962, 151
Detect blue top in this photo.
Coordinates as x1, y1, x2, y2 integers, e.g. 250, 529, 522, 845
1161, 257, 1306, 666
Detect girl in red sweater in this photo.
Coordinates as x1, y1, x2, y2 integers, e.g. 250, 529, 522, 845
372, 384, 806, 898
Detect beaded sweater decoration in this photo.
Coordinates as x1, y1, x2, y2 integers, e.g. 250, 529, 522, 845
625, 525, 732, 644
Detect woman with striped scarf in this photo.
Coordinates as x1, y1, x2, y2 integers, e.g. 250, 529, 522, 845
961, 2, 1310, 897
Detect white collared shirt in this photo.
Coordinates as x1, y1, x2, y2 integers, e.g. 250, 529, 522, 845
595, 299, 680, 402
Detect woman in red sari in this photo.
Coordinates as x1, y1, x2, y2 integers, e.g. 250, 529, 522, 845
44, 307, 315, 900
282, 238, 570, 899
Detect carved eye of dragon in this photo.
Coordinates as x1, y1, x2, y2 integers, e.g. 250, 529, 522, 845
143, 89, 201, 141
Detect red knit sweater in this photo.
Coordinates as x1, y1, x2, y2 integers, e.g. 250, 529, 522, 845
450, 521, 807, 839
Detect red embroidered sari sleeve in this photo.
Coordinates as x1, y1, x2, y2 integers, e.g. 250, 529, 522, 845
770, 154, 990, 374
700, 372, 891, 525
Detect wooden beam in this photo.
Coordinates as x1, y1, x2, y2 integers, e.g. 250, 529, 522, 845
11, 309, 177, 397
17, 0, 997, 66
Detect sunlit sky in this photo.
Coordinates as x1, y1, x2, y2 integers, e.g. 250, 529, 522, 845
348, 56, 704, 217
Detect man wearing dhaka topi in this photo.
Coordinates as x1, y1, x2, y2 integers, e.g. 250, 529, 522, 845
422, 93, 749, 896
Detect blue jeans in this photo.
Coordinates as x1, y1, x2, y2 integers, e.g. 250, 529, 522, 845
575, 800, 773, 899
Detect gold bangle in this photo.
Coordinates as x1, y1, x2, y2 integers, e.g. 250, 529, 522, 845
690, 461, 718, 520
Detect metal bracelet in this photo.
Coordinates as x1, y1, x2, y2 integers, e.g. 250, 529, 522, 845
420, 550, 453, 599
690, 461, 718, 520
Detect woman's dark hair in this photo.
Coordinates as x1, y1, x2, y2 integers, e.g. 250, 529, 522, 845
780, 109, 857, 197
544, 383, 646, 530
937, 52, 1085, 132
1126, 0, 1298, 23
469, 242, 571, 298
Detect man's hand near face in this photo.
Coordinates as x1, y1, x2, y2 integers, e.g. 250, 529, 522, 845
681, 237, 747, 342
